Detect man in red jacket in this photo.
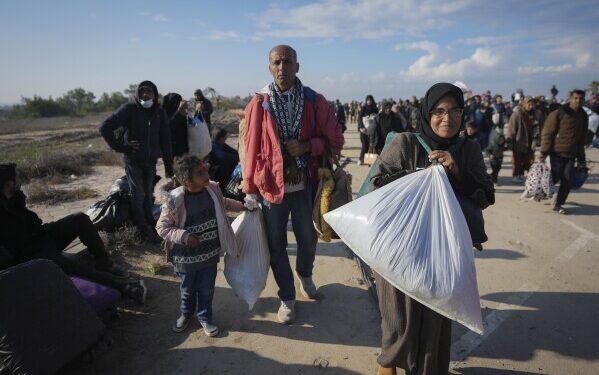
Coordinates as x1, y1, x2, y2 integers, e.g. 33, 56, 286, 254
242, 45, 344, 324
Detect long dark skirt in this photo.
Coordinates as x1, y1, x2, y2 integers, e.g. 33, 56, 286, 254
377, 274, 452, 375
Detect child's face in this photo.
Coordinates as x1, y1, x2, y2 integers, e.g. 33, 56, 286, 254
185, 161, 210, 190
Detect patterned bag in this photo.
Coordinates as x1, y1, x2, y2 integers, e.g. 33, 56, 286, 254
522, 161, 553, 201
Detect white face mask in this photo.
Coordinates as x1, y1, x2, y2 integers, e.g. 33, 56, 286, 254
140, 99, 153, 108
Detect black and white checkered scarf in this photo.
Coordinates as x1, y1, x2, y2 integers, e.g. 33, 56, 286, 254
268, 78, 308, 170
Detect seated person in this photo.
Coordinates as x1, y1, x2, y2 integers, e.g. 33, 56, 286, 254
209, 129, 240, 190
0, 164, 147, 303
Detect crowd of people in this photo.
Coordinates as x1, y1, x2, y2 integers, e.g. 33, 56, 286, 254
0, 42, 596, 374
335, 86, 596, 215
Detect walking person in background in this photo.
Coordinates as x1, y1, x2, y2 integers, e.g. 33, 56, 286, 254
335, 99, 347, 133
539, 89, 588, 215
507, 96, 535, 184
358, 94, 378, 165
242, 45, 344, 324
162, 93, 189, 158
100, 80, 173, 243
194, 89, 214, 133
370, 101, 405, 153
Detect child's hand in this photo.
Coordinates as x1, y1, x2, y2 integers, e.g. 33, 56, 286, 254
187, 234, 201, 248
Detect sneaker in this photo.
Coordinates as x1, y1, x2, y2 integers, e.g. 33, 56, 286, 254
200, 321, 219, 337
473, 243, 483, 251
357, 160, 363, 166
172, 315, 191, 333
124, 280, 148, 304
553, 206, 568, 215
96, 262, 130, 279
295, 272, 318, 299
277, 300, 295, 324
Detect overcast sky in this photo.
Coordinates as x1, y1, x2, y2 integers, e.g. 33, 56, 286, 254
1, 0, 597, 104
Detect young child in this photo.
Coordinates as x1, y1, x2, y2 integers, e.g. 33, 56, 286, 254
156, 155, 245, 336
485, 131, 506, 186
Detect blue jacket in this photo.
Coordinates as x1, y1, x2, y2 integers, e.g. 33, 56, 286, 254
100, 80, 173, 176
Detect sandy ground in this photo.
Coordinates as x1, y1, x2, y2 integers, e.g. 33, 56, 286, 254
25, 123, 599, 375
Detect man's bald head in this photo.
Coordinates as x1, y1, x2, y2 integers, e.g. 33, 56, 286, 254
269, 45, 297, 62
268, 45, 300, 92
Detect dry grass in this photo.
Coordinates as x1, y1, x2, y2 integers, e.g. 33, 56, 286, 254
104, 226, 141, 253
26, 182, 98, 205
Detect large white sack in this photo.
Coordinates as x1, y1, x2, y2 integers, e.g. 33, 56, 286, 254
224, 209, 270, 310
324, 165, 483, 334
188, 119, 212, 159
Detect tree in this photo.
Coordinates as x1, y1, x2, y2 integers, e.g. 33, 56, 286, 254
57, 88, 96, 114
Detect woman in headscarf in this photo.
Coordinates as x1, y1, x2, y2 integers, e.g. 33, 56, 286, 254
358, 94, 378, 165
370, 83, 494, 375
162, 93, 189, 158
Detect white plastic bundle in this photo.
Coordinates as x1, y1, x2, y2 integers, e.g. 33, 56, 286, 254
224, 209, 270, 310
324, 165, 483, 334
187, 118, 212, 158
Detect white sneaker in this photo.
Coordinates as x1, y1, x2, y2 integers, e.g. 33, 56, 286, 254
277, 300, 295, 324
295, 272, 318, 299
357, 160, 363, 166
200, 321, 219, 337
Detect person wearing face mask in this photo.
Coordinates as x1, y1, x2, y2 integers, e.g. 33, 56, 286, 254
100, 80, 173, 243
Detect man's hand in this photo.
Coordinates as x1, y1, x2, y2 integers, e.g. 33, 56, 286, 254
286, 140, 311, 157
187, 234, 201, 248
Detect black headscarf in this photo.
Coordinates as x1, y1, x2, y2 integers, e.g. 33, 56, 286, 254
162, 93, 183, 118
418, 82, 465, 150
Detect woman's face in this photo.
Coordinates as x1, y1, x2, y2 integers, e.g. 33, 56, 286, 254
430, 96, 462, 139
366, 98, 373, 106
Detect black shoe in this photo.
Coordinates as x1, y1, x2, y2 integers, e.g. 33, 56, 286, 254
553, 206, 568, 215
473, 243, 483, 251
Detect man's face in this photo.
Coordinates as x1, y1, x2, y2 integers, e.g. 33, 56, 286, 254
569, 93, 584, 111
269, 47, 299, 92
495, 96, 502, 104
524, 101, 534, 112
383, 106, 392, 115
139, 87, 154, 101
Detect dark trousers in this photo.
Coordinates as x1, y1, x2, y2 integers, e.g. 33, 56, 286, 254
176, 264, 218, 323
550, 154, 575, 208
490, 159, 502, 183
512, 150, 533, 176
261, 189, 318, 302
23, 213, 123, 290
125, 159, 156, 231
359, 132, 370, 163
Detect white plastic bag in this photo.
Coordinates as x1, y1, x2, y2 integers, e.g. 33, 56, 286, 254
324, 165, 483, 334
224, 209, 270, 310
187, 117, 212, 158
362, 114, 377, 134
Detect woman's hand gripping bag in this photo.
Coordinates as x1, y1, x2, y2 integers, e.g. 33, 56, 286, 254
224, 208, 270, 310
324, 165, 484, 334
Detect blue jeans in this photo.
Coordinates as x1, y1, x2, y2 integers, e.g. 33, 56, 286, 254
261, 189, 318, 302
125, 159, 156, 231
176, 264, 218, 323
